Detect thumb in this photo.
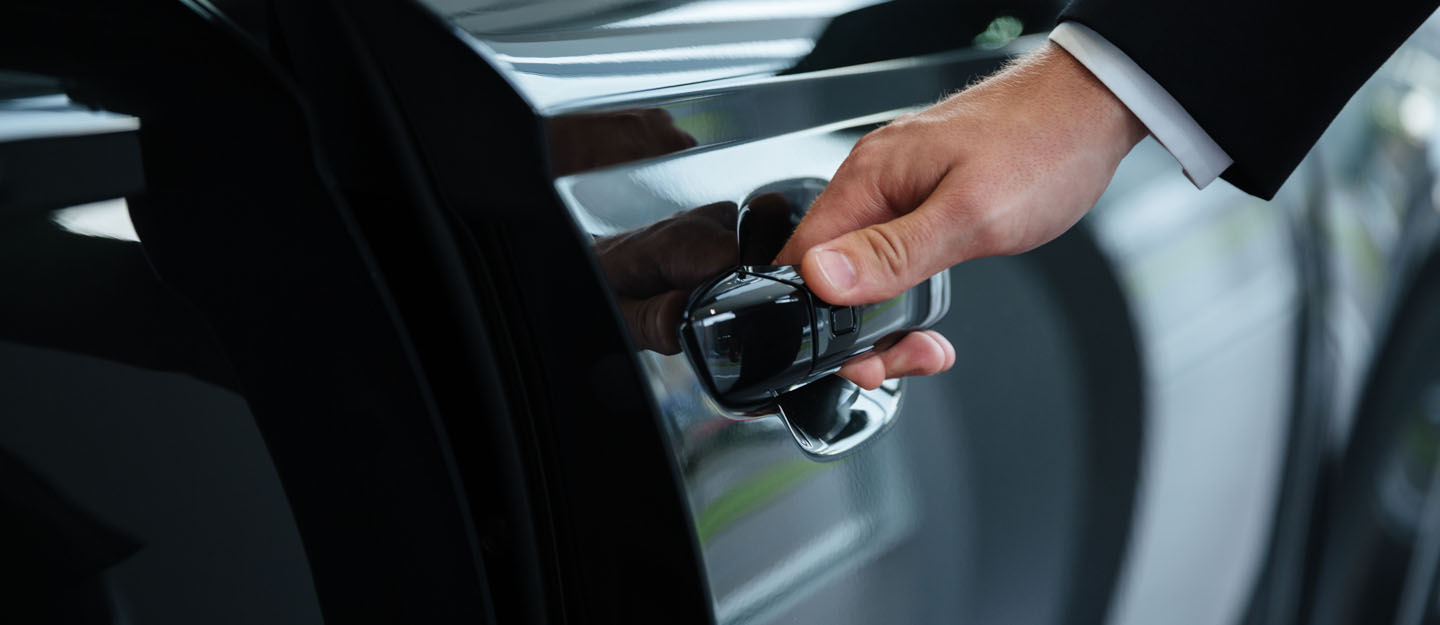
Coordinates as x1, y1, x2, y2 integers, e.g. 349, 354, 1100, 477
799, 204, 954, 306
774, 173, 895, 267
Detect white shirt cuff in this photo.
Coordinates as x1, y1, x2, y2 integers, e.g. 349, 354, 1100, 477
1049, 21, 1233, 189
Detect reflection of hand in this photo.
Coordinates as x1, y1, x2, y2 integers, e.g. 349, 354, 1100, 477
596, 202, 739, 354
548, 108, 698, 176
775, 44, 1146, 389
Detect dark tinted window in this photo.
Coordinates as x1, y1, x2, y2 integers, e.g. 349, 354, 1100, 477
0, 85, 321, 624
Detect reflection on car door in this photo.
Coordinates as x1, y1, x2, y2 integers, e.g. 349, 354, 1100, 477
414, 2, 1151, 623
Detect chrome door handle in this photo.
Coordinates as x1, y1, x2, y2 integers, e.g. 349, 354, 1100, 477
778, 375, 902, 458
678, 264, 947, 458
680, 264, 948, 405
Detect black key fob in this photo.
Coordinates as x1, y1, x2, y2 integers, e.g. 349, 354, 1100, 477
680, 264, 949, 409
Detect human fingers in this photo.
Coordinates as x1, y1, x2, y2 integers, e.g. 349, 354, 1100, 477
836, 330, 955, 389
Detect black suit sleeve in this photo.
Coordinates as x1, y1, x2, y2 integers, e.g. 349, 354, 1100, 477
1060, 1, 1440, 198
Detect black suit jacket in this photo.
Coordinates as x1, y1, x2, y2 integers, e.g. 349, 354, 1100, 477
1061, 1, 1440, 198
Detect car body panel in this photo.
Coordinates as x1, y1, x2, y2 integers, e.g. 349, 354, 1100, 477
428, 3, 1149, 623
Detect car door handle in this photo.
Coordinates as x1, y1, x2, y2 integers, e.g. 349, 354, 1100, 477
677, 177, 949, 458
680, 264, 948, 406
679, 264, 948, 458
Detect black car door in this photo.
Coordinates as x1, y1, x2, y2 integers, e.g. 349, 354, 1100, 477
311, 1, 1148, 624
0, 2, 511, 622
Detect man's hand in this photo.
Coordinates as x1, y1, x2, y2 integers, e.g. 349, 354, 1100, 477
775, 43, 1146, 389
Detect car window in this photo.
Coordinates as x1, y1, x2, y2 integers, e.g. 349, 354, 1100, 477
0, 84, 322, 625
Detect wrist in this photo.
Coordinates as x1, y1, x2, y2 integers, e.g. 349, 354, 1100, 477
991, 43, 1146, 162
1044, 42, 1148, 153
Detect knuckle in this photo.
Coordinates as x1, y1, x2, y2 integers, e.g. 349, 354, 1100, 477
849, 128, 891, 158
887, 111, 921, 128
850, 129, 879, 152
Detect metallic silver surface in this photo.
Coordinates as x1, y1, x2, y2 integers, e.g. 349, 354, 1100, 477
777, 378, 903, 459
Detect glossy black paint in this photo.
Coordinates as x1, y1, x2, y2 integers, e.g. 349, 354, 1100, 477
305, 1, 714, 622
3, 1, 527, 623
0, 123, 140, 219
105, 11, 497, 623
2, 1, 720, 623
